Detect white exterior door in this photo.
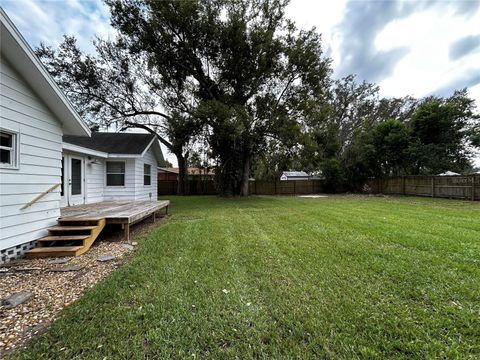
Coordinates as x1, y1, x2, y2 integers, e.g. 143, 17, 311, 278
61, 154, 85, 207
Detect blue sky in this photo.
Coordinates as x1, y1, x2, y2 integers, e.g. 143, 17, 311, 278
1, 0, 479, 166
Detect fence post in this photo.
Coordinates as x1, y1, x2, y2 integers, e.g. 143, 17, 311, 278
431, 176, 435, 198
275, 181, 277, 195
293, 181, 296, 195
402, 176, 406, 195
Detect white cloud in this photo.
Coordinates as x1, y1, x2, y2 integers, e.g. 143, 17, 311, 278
375, 5, 480, 103
1, 0, 115, 53
286, 0, 346, 67
286, 1, 480, 109
4, 0, 478, 102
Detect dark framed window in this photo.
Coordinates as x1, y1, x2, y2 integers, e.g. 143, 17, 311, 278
144, 163, 151, 185
71, 158, 82, 195
106, 161, 125, 186
0, 130, 18, 168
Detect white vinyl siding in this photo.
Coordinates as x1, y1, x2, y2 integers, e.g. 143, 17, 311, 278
0, 57, 63, 250
103, 158, 136, 201
62, 151, 105, 205
134, 148, 158, 200
85, 157, 105, 204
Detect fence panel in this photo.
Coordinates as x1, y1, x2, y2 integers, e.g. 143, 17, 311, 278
251, 181, 276, 195
405, 176, 432, 197
476, 175, 480, 200
159, 179, 324, 196
366, 175, 479, 201
434, 176, 473, 199
292, 180, 315, 194
158, 180, 178, 195
277, 181, 294, 195
188, 180, 217, 195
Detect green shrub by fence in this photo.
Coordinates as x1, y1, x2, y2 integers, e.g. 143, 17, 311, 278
366, 175, 479, 201
158, 180, 324, 196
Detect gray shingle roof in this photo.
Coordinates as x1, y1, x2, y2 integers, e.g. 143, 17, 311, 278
63, 132, 155, 155
282, 171, 309, 177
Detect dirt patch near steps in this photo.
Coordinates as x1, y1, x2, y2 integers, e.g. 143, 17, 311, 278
0, 215, 167, 356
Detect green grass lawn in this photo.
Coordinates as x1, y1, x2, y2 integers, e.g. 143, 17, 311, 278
12, 195, 480, 359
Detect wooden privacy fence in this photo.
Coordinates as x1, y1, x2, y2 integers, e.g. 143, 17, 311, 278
158, 180, 323, 196
158, 180, 217, 195
366, 175, 479, 201
249, 180, 323, 195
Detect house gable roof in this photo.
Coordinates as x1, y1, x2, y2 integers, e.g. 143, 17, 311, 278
0, 9, 90, 137
63, 132, 165, 164
63, 132, 155, 155
282, 171, 309, 177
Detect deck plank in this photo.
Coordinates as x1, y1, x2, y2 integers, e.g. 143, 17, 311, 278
60, 200, 170, 224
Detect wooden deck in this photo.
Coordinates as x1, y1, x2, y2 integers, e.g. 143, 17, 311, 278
60, 200, 170, 241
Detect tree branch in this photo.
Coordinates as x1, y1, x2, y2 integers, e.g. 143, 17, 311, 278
274, 74, 298, 110
122, 121, 173, 149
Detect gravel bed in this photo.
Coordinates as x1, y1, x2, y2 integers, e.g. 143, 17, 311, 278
0, 217, 165, 356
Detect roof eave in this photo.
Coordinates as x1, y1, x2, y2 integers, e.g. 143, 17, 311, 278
62, 142, 108, 158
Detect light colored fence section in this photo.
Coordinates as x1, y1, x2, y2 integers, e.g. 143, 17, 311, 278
366, 175, 479, 201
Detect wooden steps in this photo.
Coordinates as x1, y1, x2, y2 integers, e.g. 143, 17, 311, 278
39, 235, 89, 241
48, 226, 98, 231
25, 246, 84, 257
25, 218, 106, 258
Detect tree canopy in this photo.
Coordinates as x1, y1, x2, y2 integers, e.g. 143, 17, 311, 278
36, 0, 479, 195
104, 0, 332, 195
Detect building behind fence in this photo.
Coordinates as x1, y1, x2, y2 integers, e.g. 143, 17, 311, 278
366, 175, 479, 201
158, 180, 323, 196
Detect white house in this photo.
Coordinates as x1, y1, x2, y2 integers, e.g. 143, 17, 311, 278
62, 132, 164, 206
280, 171, 311, 181
0, 9, 91, 261
438, 171, 460, 176
0, 10, 165, 262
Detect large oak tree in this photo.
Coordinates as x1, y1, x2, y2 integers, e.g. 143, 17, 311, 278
105, 0, 331, 196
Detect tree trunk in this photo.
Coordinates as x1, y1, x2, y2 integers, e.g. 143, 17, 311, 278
176, 152, 188, 195
215, 152, 236, 197
240, 154, 251, 197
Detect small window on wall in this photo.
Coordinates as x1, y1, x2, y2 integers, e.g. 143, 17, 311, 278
144, 164, 151, 185
106, 161, 125, 186
0, 129, 18, 168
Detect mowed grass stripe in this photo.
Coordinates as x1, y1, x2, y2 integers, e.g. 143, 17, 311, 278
295, 197, 479, 258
